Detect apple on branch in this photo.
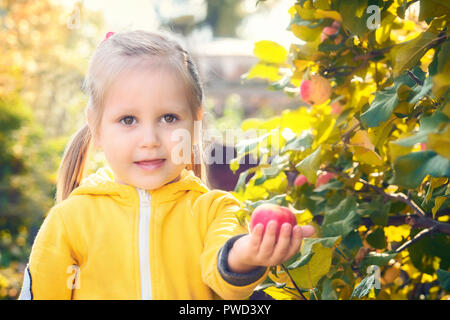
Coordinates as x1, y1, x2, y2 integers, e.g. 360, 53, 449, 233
294, 174, 312, 187
315, 171, 337, 187
300, 74, 331, 106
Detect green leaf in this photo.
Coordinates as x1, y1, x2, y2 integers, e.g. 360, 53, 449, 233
313, 179, 344, 192
436, 269, 450, 290
339, 0, 369, 36
351, 269, 377, 299
321, 277, 339, 300
280, 132, 314, 154
295, 145, 323, 185
419, 0, 450, 21
393, 110, 450, 147
366, 227, 387, 249
234, 170, 250, 193
247, 194, 288, 210
286, 252, 314, 269
289, 242, 334, 289
235, 131, 271, 156
268, 74, 292, 91
408, 230, 450, 274
361, 67, 424, 128
361, 89, 398, 128
391, 31, 436, 76
321, 196, 360, 237
389, 151, 450, 188
254, 154, 290, 186
409, 76, 433, 104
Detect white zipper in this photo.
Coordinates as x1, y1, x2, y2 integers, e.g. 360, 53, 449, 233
137, 188, 152, 300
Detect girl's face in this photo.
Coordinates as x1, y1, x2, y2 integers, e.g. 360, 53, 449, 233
93, 66, 198, 190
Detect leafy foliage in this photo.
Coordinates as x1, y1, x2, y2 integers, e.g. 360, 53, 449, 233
0, 1, 103, 299
239, 0, 450, 300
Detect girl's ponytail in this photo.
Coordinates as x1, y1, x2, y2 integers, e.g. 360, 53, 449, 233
55, 123, 92, 204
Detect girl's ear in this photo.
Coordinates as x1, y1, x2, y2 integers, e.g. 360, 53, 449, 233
85, 107, 102, 150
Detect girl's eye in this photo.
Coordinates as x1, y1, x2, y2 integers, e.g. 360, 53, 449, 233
120, 116, 136, 126
162, 114, 178, 123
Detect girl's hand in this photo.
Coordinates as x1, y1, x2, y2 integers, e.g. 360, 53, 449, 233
227, 221, 315, 273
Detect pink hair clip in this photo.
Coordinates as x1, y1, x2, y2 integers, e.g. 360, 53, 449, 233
104, 32, 115, 41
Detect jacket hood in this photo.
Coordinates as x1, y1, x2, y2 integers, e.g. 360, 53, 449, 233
68, 166, 210, 206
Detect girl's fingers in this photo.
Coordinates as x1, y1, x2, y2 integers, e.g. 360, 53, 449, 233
258, 221, 278, 259
300, 225, 315, 238
249, 223, 264, 251
285, 225, 304, 259
270, 223, 292, 263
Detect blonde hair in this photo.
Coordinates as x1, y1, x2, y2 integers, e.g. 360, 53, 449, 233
56, 30, 209, 203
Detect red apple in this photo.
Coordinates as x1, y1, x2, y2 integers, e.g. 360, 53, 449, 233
320, 21, 341, 42
330, 101, 343, 114
300, 75, 331, 105
250, 203, 297, 242
294, 174, 312, 187
420, 142, 427, 151
315, 171, 337, 187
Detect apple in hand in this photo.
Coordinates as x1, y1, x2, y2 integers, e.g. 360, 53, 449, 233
250, 203, 297, 242
300, 75, 331, 106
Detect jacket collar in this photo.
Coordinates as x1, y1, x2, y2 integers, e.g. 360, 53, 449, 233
69, 166, 209, 206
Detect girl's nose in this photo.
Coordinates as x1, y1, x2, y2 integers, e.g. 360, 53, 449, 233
139, 126, 161, 148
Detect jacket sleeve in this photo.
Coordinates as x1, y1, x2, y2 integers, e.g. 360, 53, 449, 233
18, 205, 78, 300
199, 191, 270, 300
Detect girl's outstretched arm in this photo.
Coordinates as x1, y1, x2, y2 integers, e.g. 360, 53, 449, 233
227, 222, 315, 273
198, 191, 270, 300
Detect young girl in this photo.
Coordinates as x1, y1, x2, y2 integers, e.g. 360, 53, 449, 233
18, 30, 314, 300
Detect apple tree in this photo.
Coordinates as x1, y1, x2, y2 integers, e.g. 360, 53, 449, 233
232, 0, 450, 300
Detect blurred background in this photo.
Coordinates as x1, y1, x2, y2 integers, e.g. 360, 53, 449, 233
0, 0, 306, 299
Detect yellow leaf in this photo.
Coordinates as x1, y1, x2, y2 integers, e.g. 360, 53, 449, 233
388, 136, 414, 163
384, 185, 398, 193
350, 146, 384, 166
246, 63, 282, 82
253, 40, 287, 64
315, 9, 342, 22
354, 181, 364, 191
384, 225, 411, 242
292, 24, 322, 42
289, 243, 333, 289
296, 209, 314, 225
428, 124, 450, 159
315, 117, 336, 146
376, 12, 396, 45
241, 118, 263, 131
263, 286, 301, 300
295, 5, 316, 20
349, 130, 376, 151
432, 196, 447, 219
280, 107, 316, 135
262, 171, 288, 194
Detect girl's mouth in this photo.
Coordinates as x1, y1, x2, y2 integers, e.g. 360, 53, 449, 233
134, 159, 165, 171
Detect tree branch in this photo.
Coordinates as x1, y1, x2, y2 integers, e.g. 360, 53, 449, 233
280, 263, 307, 300
394, 226, 437, 253
325, 168, 426, 216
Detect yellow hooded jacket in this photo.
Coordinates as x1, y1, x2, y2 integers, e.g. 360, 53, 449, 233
18, 167, 269, 299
